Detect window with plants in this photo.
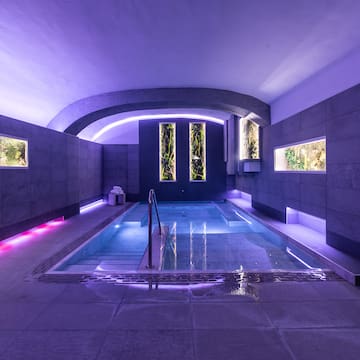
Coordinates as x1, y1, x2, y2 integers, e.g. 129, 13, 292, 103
159, 123, 176, 181
274, 138, 326, 172
0, 135, 28, 168
240, 118, 260, 160
189, 122, 206, 181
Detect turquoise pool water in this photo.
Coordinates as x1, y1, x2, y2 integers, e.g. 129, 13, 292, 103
54, 201, 325, 273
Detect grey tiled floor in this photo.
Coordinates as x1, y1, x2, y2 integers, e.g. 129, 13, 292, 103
1, 204, 360, 359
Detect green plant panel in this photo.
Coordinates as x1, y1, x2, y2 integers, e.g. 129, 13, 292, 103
0, 135, 28, 167
159, 123, 176, 181
274, 138, 326, 172
189, 122, 206, 181
240, 118, 259, 160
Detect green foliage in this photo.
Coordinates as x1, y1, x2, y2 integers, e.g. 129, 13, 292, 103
190, 123, 206, 181
246, 121, 259, 159
241, 119, 259, 160
0, 137, 27, 166
284, 140, 326, 171
160, 123, 176, 181
285, 148, 305, 170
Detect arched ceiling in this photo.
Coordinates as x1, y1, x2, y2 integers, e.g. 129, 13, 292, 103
1, 0, 360, 128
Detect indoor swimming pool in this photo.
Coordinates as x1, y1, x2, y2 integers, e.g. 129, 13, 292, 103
53, 201, 326, 273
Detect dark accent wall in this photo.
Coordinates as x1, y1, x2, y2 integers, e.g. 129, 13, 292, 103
236, 83, 360, 257
0, 116, 102, 240
79, 139, 103, 205
102, 144, 140, 201
139, 119, 226, 201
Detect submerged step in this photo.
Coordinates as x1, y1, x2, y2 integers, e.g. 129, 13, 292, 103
96, 262, 140, 271
214, 202, 251, 226
122, 204, 148, 226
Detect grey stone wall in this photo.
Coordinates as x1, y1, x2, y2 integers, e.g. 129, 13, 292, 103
79, 139, 103, 204
0, 116, 102, 240
326, 85, 360, 256
236, 83, 360, 256
102, 144, 139, 201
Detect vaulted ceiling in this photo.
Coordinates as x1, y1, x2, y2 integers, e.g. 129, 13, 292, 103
1, 0, 360, 128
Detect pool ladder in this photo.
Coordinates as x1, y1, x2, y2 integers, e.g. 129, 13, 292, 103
148, 189, 161, 269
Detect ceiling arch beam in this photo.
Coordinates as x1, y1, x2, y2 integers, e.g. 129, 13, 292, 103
48, 88, 270, 135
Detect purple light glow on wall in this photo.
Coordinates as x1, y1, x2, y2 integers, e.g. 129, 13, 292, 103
286, 207, 326, 234
0, 217, 64, 252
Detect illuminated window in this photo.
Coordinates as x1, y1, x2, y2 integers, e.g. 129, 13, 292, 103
239, 118, 259, 160
0, 135, 28, 168
159, 123, 176, 181
189, 123, 206, 181
274, 138, 326, 172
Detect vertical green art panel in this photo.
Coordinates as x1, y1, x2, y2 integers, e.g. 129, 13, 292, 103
159, 123, 176, 181
189, 122, 206, 181
239, 118, 260, 160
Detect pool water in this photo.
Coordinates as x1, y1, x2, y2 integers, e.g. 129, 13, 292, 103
54, 201, 325, 273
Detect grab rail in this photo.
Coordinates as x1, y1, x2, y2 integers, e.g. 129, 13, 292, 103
148, 189, 161, 268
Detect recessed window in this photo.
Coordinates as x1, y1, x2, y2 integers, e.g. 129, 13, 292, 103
274, 138, 326, 172
0, 135, 28, 168
239, 118, 259, 160
189, 122, 206, 181
159, 123, 176, 181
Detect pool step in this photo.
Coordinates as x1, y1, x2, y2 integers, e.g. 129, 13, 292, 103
122, 204, 148, 226
214, 203, 250, 226
96, 262, 140, 271
64, 262, 141, 272
63, 264, 99, 272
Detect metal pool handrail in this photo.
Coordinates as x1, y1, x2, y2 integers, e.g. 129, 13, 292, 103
148, 189, 161, 268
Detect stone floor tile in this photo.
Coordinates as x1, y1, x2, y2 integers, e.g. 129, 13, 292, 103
309, 281, 360, 300
0, 303, 48, 330
29, 303, 117, 330
54, 283, 127, 304
122, 284, 190, 303
256, 282, 320, 302
97, 330, 195, 360
2, 282, 67, 303
192, 302, 271, 329
110, 303, 192, 329
282, 328, 360, 360
194, 329, 292, 360
0, 331, 20, 353
0, 330, 104, 360
262, 300, 360, 328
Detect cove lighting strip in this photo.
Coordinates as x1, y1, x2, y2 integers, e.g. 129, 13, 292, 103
80, 200, 105, 213
91, 113, 224, 141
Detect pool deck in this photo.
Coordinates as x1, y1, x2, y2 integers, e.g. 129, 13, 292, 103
1, 201, 360, 359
